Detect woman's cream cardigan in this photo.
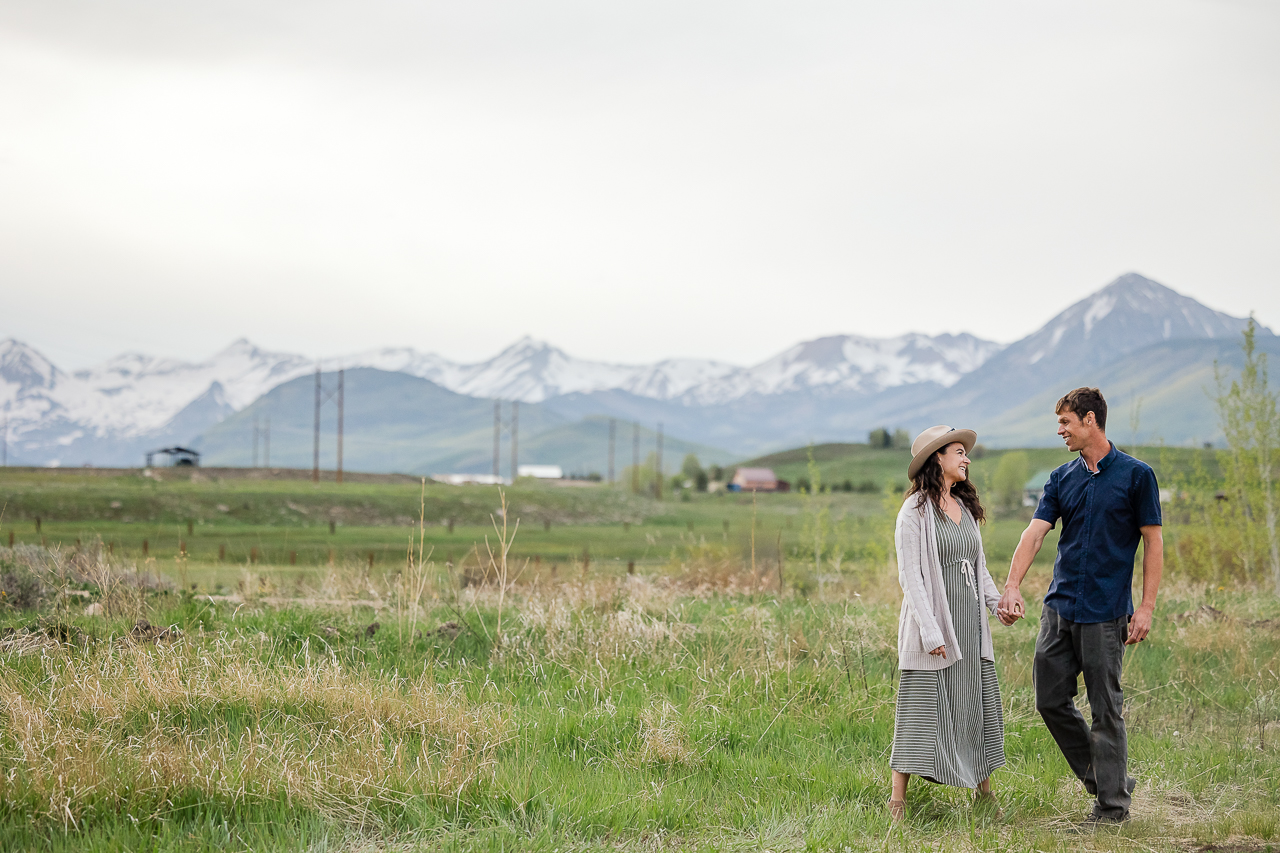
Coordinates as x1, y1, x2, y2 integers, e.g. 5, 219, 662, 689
894, 496, 1002, 671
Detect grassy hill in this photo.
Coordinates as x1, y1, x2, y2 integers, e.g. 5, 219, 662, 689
195, 369, 733, 476
735, 441, 1220, 495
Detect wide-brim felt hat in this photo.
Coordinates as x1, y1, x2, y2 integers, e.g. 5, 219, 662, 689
907, 425, 977, 480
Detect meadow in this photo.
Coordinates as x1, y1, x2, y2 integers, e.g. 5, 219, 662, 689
1, 449, 1278, 852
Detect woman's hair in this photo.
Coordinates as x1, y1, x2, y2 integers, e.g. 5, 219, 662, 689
906, 444, 986, 523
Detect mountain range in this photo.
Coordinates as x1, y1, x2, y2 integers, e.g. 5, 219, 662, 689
1, 273, 1273, 471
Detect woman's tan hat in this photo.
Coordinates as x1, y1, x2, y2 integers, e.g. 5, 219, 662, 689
907, 425, 978, 479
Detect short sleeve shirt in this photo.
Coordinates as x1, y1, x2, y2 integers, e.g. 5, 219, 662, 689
1033, 442, 1162, 623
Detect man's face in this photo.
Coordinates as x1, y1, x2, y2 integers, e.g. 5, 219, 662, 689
1056, 409, 1096, 452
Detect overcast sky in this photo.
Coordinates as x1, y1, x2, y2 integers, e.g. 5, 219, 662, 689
2, 0, 1277, 370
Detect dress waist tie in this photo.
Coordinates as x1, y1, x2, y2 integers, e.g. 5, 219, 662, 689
958, 559, 979, 602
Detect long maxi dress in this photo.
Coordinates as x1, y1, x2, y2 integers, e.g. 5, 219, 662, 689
889, 503, 1005, 788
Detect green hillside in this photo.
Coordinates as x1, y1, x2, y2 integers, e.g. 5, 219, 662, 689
736, 441, 1219, 495
969, 335, 1280, 448
196, 370, 733, 475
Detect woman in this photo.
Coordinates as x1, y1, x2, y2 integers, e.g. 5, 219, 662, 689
888, 425, 1005, 822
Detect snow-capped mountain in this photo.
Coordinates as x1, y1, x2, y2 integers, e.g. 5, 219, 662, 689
1011, 272, 1254, 371
0, 328, 997, 464
0, 338, 316, 465
936, 272, 1268, 415
4, 271, 1260, 466
680, 333, 1001, 405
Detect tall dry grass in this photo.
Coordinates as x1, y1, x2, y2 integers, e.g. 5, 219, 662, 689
0, 637, 507, 829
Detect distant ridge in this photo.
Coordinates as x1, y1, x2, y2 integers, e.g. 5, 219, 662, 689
0, 329, 1001, 465
0, 273, 1272, 466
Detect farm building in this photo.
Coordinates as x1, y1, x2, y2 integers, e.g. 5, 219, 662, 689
145, 447, 200, 467
517, 464, 563, 479
729, 467, 783, 492
1023, 470, 1052, 507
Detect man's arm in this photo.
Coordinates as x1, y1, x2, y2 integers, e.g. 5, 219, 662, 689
1126, 525, 1163, 644
997, 519, 1053, 625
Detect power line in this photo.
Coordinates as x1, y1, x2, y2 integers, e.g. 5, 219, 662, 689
608, 418, 616, 484
656, 422, 664, 501
632, 421, 639, 494
511, 400, 519, 482
337, 369, 344, 484
313, 366, 321, 483
493, 401, 501, 478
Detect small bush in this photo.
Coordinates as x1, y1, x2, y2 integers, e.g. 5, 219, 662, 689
0, 558, 48, 611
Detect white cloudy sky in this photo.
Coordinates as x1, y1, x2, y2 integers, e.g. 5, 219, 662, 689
1, 0, 1277, 370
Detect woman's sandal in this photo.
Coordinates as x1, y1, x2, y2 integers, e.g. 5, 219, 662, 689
973, 791, 1004, 819
888, 798, 906, 823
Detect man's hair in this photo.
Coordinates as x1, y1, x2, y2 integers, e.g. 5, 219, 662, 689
1056, 387, 1107, 430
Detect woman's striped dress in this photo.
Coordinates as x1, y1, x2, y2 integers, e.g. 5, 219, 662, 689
890, 502, 1005, 788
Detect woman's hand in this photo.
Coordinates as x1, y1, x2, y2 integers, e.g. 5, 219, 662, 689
929, 645, 946, 658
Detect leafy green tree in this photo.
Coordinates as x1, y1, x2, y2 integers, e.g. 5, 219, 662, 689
869, 428, 890, 448
799, 446, 831, 580
891, 429, 911, 450
992, 451, 1030, 511
1216, 318, 1280, 593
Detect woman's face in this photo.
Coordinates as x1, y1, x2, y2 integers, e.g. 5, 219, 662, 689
936, 442, 970, 484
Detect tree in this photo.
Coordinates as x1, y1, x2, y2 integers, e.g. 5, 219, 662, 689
992, 451, 1030, 511
1216, 318, 1280, 593
891, 429, 911, 450
869, 428, 890, 448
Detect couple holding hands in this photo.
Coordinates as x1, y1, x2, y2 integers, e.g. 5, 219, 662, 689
888, 387, 1163, 827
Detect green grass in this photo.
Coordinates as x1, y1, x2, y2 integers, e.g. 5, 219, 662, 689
1, 466, 1064, 594
737, 442, 1224, 496
1, 561, 1278, 852
2, 464, 1276, 851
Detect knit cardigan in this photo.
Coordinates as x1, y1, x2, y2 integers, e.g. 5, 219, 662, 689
894, 496, 1002, 671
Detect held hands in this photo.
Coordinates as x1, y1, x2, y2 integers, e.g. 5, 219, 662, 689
929, 645, 946, 659
996, 587, 1026, 626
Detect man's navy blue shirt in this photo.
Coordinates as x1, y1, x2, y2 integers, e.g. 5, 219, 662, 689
1033, 442, 1162, 624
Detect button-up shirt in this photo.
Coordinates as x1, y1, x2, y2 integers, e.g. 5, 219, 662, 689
1033, 442, 1162, 623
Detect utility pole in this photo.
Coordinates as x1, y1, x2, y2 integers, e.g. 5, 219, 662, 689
313, 366, 321, 483
253, 414, 260, 468
493, 401, 501, 479
608, 418, 616, 484
655, 422, 664, 500
2, 405, 8, 467
632, 421, 639, 494
264, 416, 270, 468
336, 369, 344, 484
511, 400, 519, 482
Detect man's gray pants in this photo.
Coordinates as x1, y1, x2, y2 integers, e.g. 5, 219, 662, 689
1034, 605, 1134, 819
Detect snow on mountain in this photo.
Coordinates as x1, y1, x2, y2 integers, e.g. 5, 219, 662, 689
682, 333, 1002, 404
0, 328, 999, 465
56, 339, 314, 436
0, 337, 315, 462
421, 337, 741, 403
973, 273, 1267, 387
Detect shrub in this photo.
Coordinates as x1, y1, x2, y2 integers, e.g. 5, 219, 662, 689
0, 558, 47, 611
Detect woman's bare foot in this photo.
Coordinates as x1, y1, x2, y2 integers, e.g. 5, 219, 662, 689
888, 798, 906, 823
973, 790, 1003, 819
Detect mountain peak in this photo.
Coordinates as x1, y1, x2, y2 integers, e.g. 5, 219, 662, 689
0, 338, 61, 393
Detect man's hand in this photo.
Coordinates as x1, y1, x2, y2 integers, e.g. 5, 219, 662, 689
929, 645, 946, 658
997, 586, 1025, 626
1000, 519, 1050, 626
1126, 605, 1154, 645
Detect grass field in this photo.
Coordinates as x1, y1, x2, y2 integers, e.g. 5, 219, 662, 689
2, 456, 1277, 852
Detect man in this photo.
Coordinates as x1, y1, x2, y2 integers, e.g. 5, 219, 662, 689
997, 387, 1163, 826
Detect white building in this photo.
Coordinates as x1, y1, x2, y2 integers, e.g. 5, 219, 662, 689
431, 473, 509, 486
517, 464, 563, 479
